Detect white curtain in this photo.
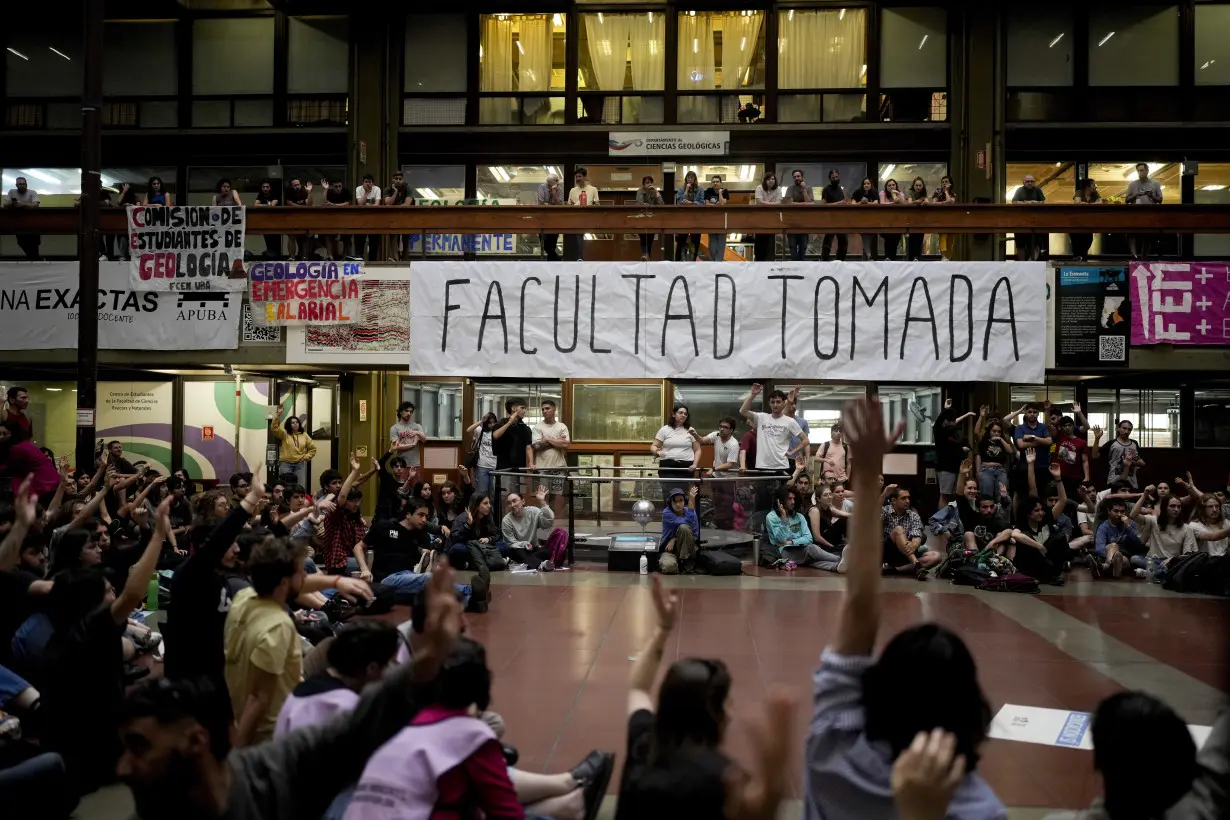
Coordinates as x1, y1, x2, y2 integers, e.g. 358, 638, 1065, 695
778, 8, 866, 89
628, 13, 665, 90
517, 15, 550, 92
584, 13, 631, 91
722, 11, 764, 89
677, 13, 715, 122
480, 16, 515, 123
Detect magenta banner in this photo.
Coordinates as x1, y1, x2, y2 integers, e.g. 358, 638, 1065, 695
1130, 262, 1230, 346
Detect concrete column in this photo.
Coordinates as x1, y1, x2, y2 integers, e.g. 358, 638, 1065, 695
348, 11, 403, 211
949, 8, 1004, 261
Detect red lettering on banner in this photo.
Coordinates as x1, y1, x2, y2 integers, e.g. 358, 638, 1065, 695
138, 254, 177, 281
323, 302, 337, 321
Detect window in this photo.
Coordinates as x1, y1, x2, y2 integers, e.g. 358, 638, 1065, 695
778, 93, 865, 123
476, 164, 565, 256
0, 381, 76, 461
794, 384, 866, 444
1195, 389, 1230, 448
1195, 5, 1230, 85
192, 18, 275, 95
879, 385, 941, 445
571, 383, 663, 442
670, 382, 752, 437
778, 8, 866, 89
479, 13, 566, 125
104, 22, 177, 96
289, 17, 349, 94
1004, 162, 1077, 257
473, 382, 564, 432
401, 165, 466, 256
1076, 387, 1179, 449
677, 10, 766, 124
187, 166, 286, 258
578, 11, 665, 124
1088, 6, 1179, 86
1006, 9, 1073, 87
1084, 388, 1116, 446
773, 163, 868, 257
310, 385, 336, 439
5, 20, 83, 97
1194, 163, 1230, 257
402, 380, 464, 441
880, 8, 947, 89
405, 15, 466, 92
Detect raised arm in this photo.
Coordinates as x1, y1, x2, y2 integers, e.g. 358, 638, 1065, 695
0, 476, 35, 572
629, 575, 677, 715
337, 452, 361, 503
833, 396, 903, 656
110, 497, 172, 625
1130, 485, 1153, 524
740, 383, 762, 426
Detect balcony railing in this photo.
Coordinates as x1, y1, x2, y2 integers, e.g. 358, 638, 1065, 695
1, 205, 1229, 236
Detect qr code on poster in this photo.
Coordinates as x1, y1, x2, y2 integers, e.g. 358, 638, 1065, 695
1098, 335, 1126, 362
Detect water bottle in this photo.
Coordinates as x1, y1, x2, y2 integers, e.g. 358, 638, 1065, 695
146, 572, 160, 611
639, 555, 648, 575
579, 190, 587, 206
1147, 556, 1164, 584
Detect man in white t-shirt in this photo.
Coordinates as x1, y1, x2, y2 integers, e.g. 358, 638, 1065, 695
531, 399, 571, 518
739, 383, 809, 481
697, 416, 741, 529
353, 174, 383, 262
566, 167, 600, 262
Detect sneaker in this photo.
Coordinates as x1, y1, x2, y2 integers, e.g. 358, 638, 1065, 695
539, 560, 555, 572
915, 564, 931, 581
414, 551, 430, 574
1110, 552, 1130, 578
1089, 559, 1104, 580
1134, 568, 1148, 579
784, 561, 798, 571
570, 750, 616, 820
508, 562, 529, 572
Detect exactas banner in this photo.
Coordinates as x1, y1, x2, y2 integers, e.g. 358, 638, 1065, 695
249, 260, 365, 326
1131, 262, 1230, 346
127, 205, 248, 292
0, 262, 239, 350
409, 261, 1046, 382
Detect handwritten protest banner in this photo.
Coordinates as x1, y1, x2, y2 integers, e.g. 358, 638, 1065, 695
406, 197, 517, 256
249, 261, 364, 326
1130, 262, 1230, 345
127, 206, 247, 292
409, 261, 1046, 382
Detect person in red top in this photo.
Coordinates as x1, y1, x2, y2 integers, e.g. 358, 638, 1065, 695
0, 420, 59, 495
3, 386, 32, 440
321, 454, 367, 571
1053, 416, 1090, 499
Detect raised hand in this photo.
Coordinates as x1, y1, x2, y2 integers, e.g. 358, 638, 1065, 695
1072, 401, 1082, 414
650, 574, 678, 631
749, 383, 763, 398
979, 405, 989, 417
688, 485, 699, 500
1026, 449, 1037, 464
248, 465, 267, 499
1049, 462, 1062, 481
943, 397, 953, 410
349, 451, 360, 472
842, 395, 903, 464
13, 475, 36, 528
891, 730, 966, 820
422, 565, 464, 657
535, 485, 548, 501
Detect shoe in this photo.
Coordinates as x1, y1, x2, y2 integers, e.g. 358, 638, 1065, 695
508, 562, 529, 572
467, 573, 490, 612
1046, 575, 1066, 586
915, 564, 931, 581
570, 750, 616, 820
640, 254, 648, 261
414, 551, 430, 574
501, 744, 520, 767
538, 560, 555, 572
1089, 559, 1104, 580
1134, 568, 1148, 579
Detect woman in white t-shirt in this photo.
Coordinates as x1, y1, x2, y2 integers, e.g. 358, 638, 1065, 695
467, 413, 499, 499
1189, 493, 1230, 557
651, 405, 700, 503
751, 171, 782, 262
1131, 487, 1197, 561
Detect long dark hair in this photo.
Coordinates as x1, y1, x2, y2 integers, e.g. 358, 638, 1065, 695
645, 658, 731, 765
436, 480, 465, 520
760, 171, 777, 192
48, 529, 96, 577
666, 404, 690, 429
1157, 494, 1188, 530
283, 415, 305, 436
883, 178, 899, 198
863, 624, 990, 770
466, 492, 498, 539
981, 419, 1005, 443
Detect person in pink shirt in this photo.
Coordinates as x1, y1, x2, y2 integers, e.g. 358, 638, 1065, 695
0, 420, 60, 496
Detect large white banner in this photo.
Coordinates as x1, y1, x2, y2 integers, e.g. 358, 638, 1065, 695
409, 261, 1046, 382
127, 205, 248, 292
0, 262, 239, 350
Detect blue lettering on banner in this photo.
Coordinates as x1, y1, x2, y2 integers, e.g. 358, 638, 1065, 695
249, 261, 362, 281
1055, 712, 1090, 747
408, 233, 515, 255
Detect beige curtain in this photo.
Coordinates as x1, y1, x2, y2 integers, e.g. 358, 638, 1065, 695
628, 13, 665, 90
779, 8, 866, 89
722, 11, 764, 89
480, 16, 515, 123
584, 13, 631, 91
517, 15, 551, 92
677, 13, 715, 122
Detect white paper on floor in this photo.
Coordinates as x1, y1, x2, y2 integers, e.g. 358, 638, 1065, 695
990, 704, 1212, 751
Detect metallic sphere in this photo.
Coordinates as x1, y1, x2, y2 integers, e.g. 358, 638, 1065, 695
631, 499, 655, 529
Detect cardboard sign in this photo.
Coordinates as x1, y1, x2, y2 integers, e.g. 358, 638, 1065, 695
127, 206, 248, 292
249, 261, 365, 326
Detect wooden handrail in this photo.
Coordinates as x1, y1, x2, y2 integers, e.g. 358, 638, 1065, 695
2, 204, 1229, 234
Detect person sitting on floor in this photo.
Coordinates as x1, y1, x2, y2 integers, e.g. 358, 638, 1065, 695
805, 394, 1005, 820
659, 486, 700, 575
1040, 691, 1207, 820
501, 486, 564, 572
962, 494, 1013, 556
1008, 452, 1072, 586
1091, 500, 1144, 579
1130, 484, 1197, 566
806, 483, 849, 553
1187, 491, 1230, 557
766, 485, 842, 571
882, 486, 940, 579
450, 492, 501, 569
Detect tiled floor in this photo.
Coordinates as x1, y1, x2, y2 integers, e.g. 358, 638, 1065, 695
76, 564, 1228, 819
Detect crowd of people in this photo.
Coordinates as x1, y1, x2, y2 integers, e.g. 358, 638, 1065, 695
0, 393, 1223, 820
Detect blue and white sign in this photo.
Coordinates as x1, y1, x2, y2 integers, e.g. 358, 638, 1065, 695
990, 704, 1212, 751
406, 198, 518, 257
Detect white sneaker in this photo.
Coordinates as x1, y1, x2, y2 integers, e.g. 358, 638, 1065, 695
509, 562, 529, 572
1134, 568, 1148, 579
539, 560, 555, 572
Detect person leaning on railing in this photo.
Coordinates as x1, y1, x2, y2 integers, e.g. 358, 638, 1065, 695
634, 175, 665, 260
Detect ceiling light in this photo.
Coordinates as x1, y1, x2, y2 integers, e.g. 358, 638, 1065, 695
1048, 33, 1064, 49
648, 12, 653, 22
839, 9, 846, 21
1201, 60, 1215, 70
788, 10, 794, 21
880, 164, 896, 180
1097, 32, 1115, 47
21, 169, 63, 184
46, 387, 63, 392
597, 13, 603, 23
1201, 185, 1226, 191
420, 188, 439, 199
49, 47, 71, 60
552, 13, 562, 26
918, 35, 928, 50
7, 47, 29, 60
515, 40, 524, 55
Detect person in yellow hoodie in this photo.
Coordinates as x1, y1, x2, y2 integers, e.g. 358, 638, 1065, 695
271, 403, 317, 485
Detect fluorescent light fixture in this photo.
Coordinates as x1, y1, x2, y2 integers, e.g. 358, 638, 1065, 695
1049, 33, 1064, 48
918, 35, 928, 50
739, 37, 746, 51
597, 12, 603, 23
839, 9, 846, 21
880, 163, 896, 180
515, 40, 524, 55
21, 169, 63, 184
552, 13, 562, 26
788, 10, 794, 21
7, 48, 28, 60
688, 10, 695, 16
1006, 186, 1020, 199
49, 47, 71, 60
419, 188, 439, 199
1201, 185, 1226, 191
1097, 31, 1115, 47
46, 387, 63, 392
1201, 60, 1215, 70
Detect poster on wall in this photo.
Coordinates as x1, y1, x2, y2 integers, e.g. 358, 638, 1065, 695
96, 381, 175, 475
608, 131, 730, 157
1131, 262, 1230, 346
127, 205, 248, 291
0, 262, 239, 351
406, 198, 517, 256
1054, 267, 1130, 368
409, 261, 1047, 383
182, 380, 271, 482
249, 260, 365, 325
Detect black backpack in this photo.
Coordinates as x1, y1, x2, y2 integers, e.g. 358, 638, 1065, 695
952, 565, 992, 586
1162, 552, 1211, 594
697, 549, 743, 576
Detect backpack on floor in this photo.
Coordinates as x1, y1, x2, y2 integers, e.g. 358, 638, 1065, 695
696, 549, 743, 576
757, 537, 783, 568
1162, 552, 1210, 593
1197, 555, 1230, 597
544, 528, 569, 567
951, 565, 992, 587
978, 572, 1040, 594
